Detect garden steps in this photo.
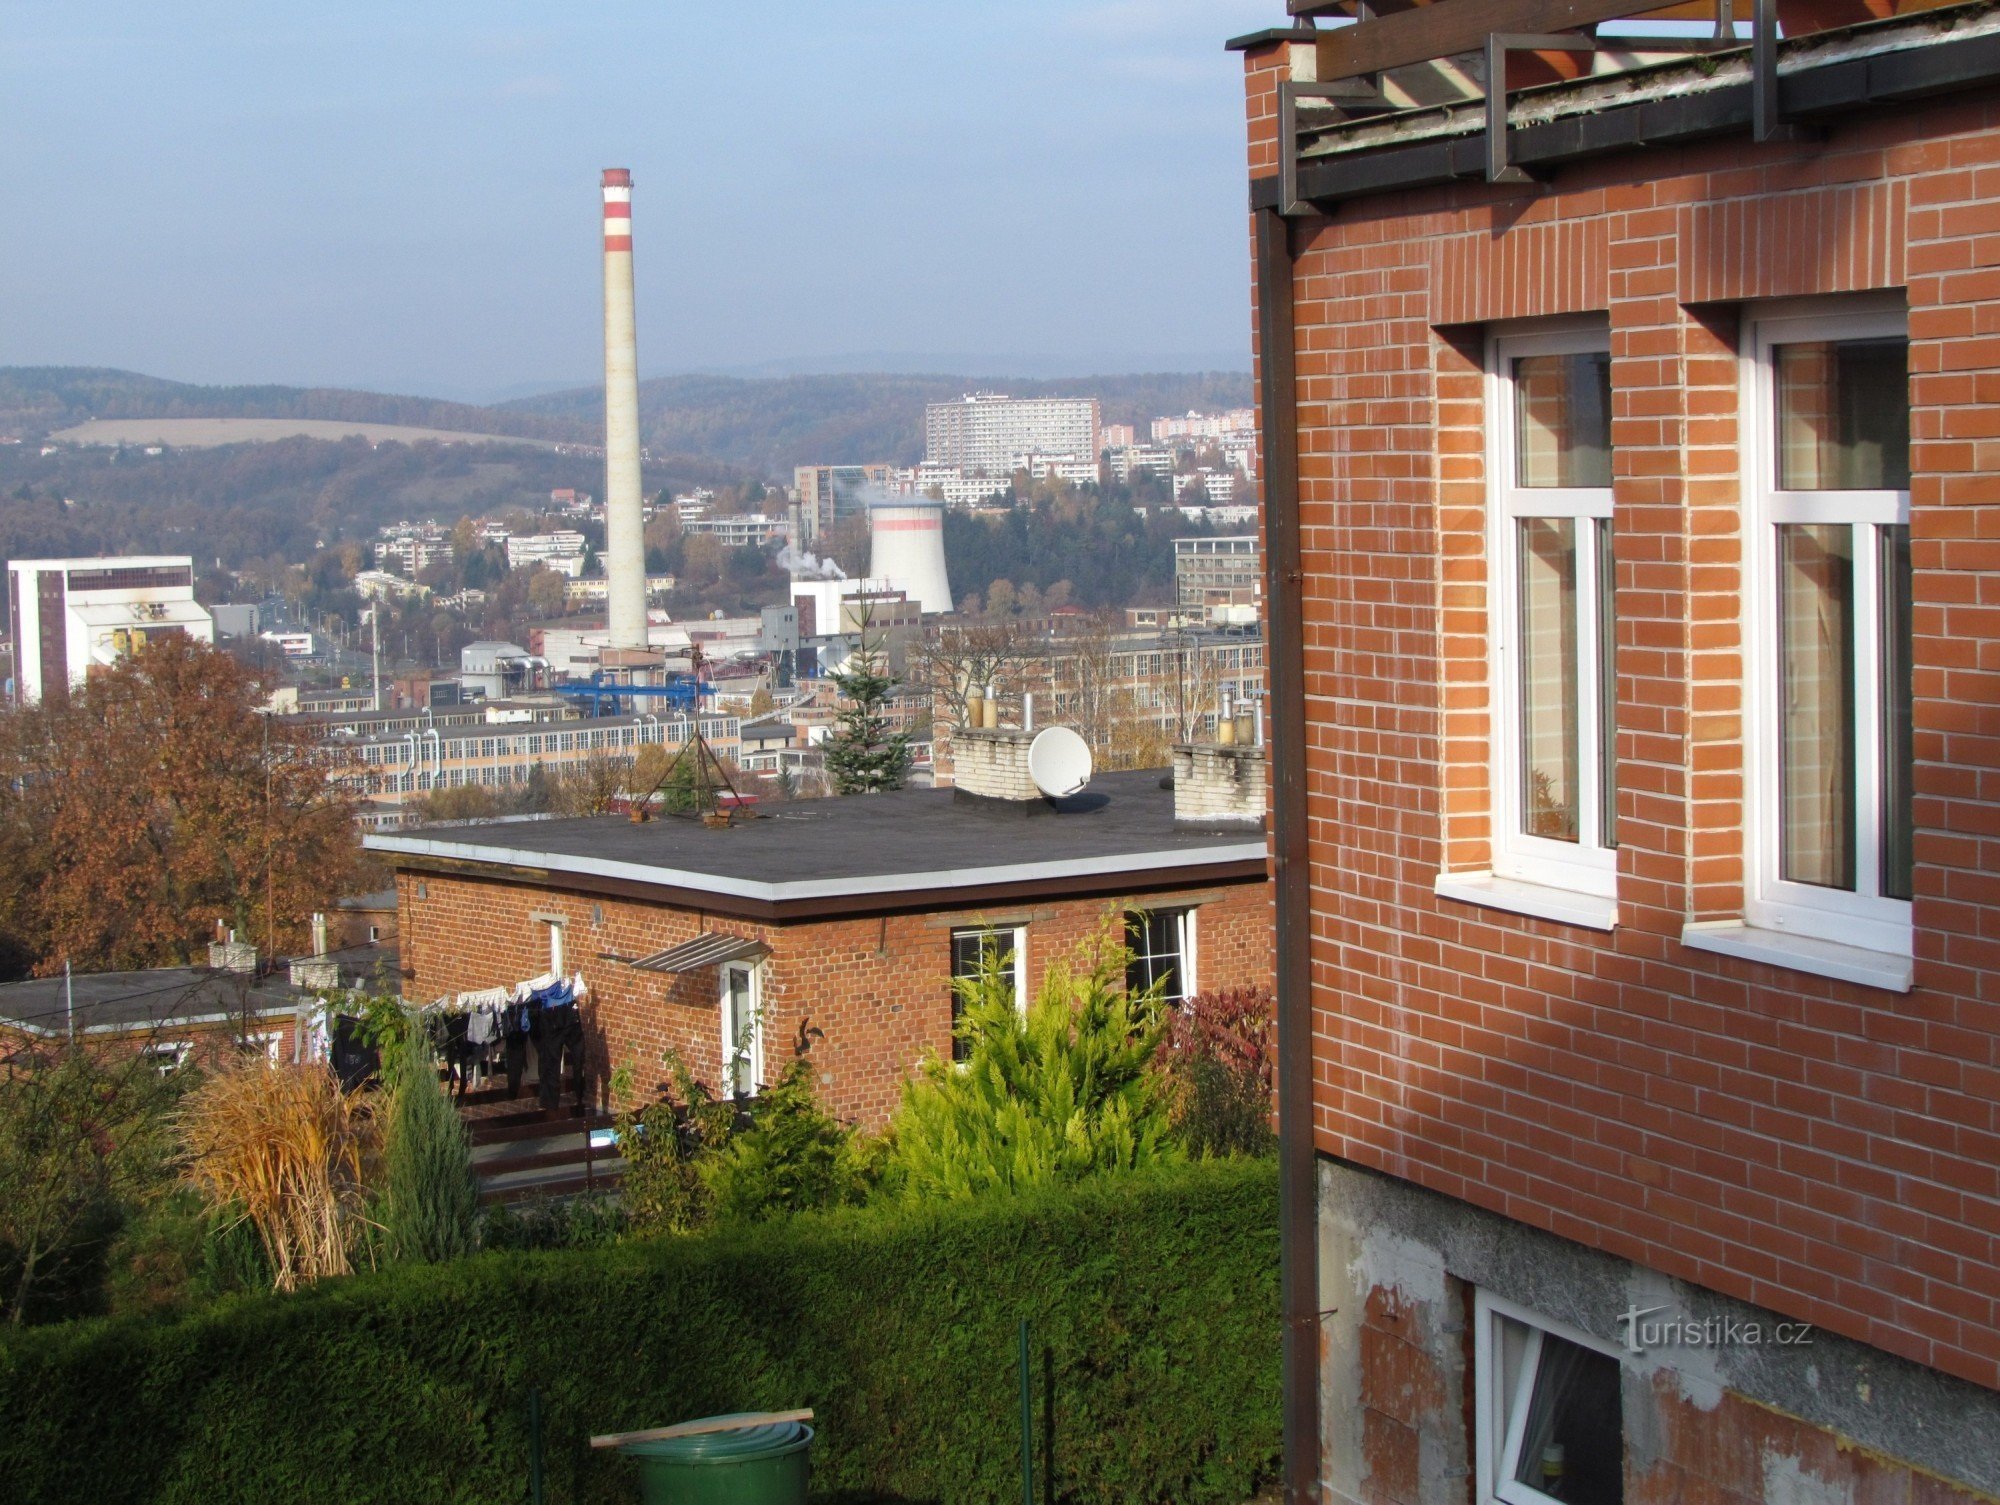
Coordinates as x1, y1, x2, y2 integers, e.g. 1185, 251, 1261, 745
457, 1098, 622, 1205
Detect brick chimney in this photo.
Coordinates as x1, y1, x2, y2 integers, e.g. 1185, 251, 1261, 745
208, 930, 259, 974
1172, 742, 1267, 830
952, 727, 1042, 804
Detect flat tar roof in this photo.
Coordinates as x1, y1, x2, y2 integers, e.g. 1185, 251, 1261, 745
366, 767, 1266, 917
0, 969, 302, 1037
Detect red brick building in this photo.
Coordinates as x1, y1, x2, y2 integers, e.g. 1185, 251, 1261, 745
1234, 3, 2000, 1501
367, 735, 1272, 1128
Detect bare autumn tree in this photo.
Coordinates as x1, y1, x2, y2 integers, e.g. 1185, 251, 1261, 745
912, 620, 1038, 731
550, 752, 638, 817
0, 635, 360, 975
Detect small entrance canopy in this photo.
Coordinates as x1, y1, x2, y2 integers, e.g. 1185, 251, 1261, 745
629, 933, 769, 974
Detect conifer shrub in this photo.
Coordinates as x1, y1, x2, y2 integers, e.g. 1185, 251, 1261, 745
887, 920, 1180, 1200
381, 1038, 478, 1265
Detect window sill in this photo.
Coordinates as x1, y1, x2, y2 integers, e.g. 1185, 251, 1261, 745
1433, 871, 1617, 931
1680, 921, 1913, 993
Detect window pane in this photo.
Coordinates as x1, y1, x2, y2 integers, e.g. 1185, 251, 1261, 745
1775, 339, 1910, 491
1125, 911, 1183, 999
950, 931, 998, 1064
1779, 524, 1857, 891
1596, 518, 1618, 851
725, 969, 755, 1096
1880, 524, 1914, 901
1514, 353, 1612, 489
1510, 1332, 1625, 1504
1519, 518, 1580, 842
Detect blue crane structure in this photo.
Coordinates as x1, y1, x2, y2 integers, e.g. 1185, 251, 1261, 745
551, 672, 712, 719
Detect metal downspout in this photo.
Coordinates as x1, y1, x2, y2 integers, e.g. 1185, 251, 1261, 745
1255, 202, 1321, 1505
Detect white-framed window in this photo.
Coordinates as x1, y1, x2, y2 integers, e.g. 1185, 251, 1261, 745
1743, 301, 1913, 958
949, 925, 1028, 1064
141, 1041, 190, 1075
1487, 325, 1618, 899
240, 1032, 284, 1064
1126, 907, 1196, 1001
1473, 1290, 1626, 1505
547, 920, 566, 976
719, 961, 762, 1099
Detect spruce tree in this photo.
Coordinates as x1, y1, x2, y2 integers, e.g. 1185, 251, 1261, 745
823, 646, 912, 795
383, 1037, 479, 1263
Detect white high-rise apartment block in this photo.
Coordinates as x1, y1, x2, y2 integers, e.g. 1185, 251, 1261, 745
7, 556, 214, 705
506, 531, 589, 570
925, 394, 1100, 476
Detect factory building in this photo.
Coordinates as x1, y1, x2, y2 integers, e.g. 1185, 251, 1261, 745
337, 711, 743, 811
6, 555, 214, 705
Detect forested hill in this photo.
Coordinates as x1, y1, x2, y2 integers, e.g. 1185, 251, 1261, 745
5, 366, 1255, 479
504, 370, 1255, 474
0, 368, 589, 446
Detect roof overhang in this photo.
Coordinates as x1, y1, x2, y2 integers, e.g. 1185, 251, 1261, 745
1254, 5, 2000, 212
367, 833, 1269, 924
624, 933, 771, 973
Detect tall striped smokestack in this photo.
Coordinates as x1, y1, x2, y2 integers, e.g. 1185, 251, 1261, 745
601, 167, 647, 651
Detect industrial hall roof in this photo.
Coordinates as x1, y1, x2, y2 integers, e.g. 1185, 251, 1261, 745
365, 768, 1267, 922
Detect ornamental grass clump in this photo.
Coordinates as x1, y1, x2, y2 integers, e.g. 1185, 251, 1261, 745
177, 1060, 376, 1292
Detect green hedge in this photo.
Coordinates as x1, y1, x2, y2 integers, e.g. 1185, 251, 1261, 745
0, 1158, 1277, 1504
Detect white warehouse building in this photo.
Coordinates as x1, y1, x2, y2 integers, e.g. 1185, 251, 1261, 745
7, 556, 215, 706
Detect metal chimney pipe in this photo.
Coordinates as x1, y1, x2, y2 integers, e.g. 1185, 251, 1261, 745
601, 168, 647, 651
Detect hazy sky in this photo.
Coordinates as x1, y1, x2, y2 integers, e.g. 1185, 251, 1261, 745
1, 1, 1275, 400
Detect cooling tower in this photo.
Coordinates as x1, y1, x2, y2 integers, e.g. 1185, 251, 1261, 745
868, 497, 954, 614
601, 168, 647, 651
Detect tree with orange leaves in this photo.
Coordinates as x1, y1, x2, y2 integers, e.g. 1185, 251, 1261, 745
0, 634, 360, 977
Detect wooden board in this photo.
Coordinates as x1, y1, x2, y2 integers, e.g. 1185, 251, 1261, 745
590, 1409, 815, 1450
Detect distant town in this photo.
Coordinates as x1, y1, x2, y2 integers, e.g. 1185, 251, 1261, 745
3, 389, 1265, 833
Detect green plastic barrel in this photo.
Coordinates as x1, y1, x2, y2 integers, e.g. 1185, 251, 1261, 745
619, 1417, 813, 1505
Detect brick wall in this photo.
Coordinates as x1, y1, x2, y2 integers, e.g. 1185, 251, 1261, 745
1172, 743, 1268, 826
396, 869, 1273, 1128
951, 727, 1039, 802
1245, 68, 2000, 1394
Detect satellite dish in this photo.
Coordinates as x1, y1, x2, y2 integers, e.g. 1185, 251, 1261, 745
1028, 725, 1093, 799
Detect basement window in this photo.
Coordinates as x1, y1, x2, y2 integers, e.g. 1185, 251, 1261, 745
1474, 1291, 1625, 1505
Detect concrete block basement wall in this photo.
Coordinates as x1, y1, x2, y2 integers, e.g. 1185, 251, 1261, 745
397, 870, 1273, 1128
1318, 1159, 2000, 1505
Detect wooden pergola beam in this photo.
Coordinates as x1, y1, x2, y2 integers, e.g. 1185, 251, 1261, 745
1304, 0, 1719, 80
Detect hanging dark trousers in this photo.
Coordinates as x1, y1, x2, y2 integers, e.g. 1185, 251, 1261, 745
532, 1002, 586, 1112
503, 999, 532, 1099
